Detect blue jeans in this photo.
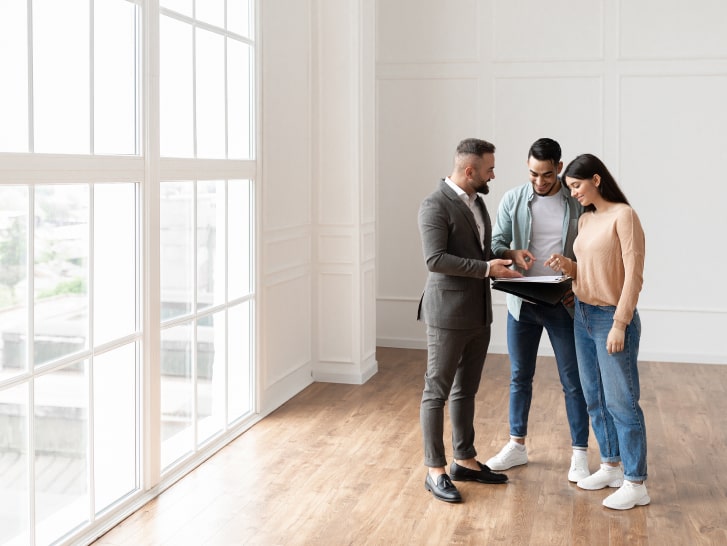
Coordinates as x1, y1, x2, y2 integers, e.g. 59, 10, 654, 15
507, 303, 589, 447
574, 298, 647, 481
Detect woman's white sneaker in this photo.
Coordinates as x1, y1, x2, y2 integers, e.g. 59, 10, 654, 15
603, 481, 650, 510
576, 463, 624, 490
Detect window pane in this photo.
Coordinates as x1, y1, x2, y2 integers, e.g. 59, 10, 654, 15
33, 0, 90, 154
227, 301, 251, 422
197, 312, 225, 443
95, 0, 138, 155
34, 185, 89, 366
227, 39, 253, 160
228, 180, 252, 300
35, 361, 89, 546
197, 181, 225, 310
161, 323, 193, 470
0, 383, 29, 545
0, 187, 28, 376
160, 16, 194, 158
228, 0, 253, 39
196, 0, 224, 29
161, 182, 193, 320
196, 29, 226, 159
93, 343, 138, 513
0, 0, 29, 152
94, 183, 138, 346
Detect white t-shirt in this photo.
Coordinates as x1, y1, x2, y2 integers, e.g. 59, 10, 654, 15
527, 193, 564, 277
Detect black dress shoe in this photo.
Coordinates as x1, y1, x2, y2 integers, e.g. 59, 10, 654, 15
424, 473, 462, 503
450, 461, 508, 484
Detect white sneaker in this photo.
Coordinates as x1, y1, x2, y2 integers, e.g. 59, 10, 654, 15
576, 463, 624, 490
568, 450, 590, 482
485, 441, 528, 471
603, 481, 650, 510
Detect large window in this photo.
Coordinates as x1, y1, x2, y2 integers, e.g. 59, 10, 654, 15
0, 1, 256, 544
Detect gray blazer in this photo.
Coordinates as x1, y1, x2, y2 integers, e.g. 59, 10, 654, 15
417, 179, 494, 329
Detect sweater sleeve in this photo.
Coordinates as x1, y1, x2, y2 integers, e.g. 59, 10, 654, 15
613, 207, 645, 329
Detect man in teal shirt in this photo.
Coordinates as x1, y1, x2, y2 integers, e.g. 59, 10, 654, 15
485, 138, 590, 482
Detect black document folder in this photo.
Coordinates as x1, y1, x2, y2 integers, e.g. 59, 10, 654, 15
491, 276, 572, 307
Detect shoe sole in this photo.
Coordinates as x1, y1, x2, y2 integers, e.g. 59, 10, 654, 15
576, 478, 623, 490
568, 472, 591, 483
450, 474, 508, 484
603, 495, 651, 510
484, 459, 527, 471
424, 482, 462, 503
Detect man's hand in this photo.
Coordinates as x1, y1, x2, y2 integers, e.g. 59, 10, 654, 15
562, 288, 575, 308
489, 259, 523, 279
506, 249, 536, 270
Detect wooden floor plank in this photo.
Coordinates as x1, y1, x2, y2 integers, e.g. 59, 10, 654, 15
94, 347, 727, 545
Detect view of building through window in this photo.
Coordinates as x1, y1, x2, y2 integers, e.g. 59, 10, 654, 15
0, 1, 255, 544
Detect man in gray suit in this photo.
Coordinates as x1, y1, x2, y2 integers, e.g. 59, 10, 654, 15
418, 138, 522, 503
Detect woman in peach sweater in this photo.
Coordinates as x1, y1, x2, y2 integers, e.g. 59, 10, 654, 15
546, 154, 648, 510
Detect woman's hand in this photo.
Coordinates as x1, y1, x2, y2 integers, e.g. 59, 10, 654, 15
544, 253, 573, 276
607, 327, 625, 354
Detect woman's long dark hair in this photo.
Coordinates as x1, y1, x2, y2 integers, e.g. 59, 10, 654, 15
562, 153, 629, 212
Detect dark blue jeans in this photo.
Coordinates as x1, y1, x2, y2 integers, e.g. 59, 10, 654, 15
421, 324, 491, 468
506, 303, 589, 447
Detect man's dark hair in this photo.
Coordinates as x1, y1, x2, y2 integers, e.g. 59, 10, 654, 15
456, 138, 496, 157
528, 137, 561, 165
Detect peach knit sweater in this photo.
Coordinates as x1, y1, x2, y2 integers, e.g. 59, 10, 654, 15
571, 204, 645, 329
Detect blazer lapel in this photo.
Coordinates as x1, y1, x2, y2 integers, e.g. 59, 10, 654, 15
474, 195, 491, 253
439, 180, 485, 251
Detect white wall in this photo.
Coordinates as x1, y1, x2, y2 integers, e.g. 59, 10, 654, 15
375, 0, 727, 365
258, 0, 315, 413
258, 0, 377, 415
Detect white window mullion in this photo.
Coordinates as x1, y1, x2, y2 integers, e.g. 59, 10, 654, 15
224, 0, 229, 160
27, 183, 36, 546
89, 0, 95, 155
87, 182, 96, 522
87, 355, 96, 522
27, 379, 35, 546
192, 180, 199, 449
142, 0, 162, 490
192, 25, 198, 158
248, 180, 256, 414
27, 0, 34, 153
224, 179, 230, 427
135, 7, 142, 156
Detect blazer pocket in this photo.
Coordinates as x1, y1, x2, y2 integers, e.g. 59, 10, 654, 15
434, 286, 468, 319
432, 278, 466, 291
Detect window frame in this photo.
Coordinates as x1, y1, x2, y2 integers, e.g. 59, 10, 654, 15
0, 1, 259, 544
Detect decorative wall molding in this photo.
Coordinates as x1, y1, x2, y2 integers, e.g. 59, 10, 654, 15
313, 353, 378, 384
375, 1, 727, 366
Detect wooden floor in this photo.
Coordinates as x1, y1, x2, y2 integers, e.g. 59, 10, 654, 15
94, 347, 727, 545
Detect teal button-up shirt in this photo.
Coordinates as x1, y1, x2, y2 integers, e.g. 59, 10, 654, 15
491, 181, 582, 320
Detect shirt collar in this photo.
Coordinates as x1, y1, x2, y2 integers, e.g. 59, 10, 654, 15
445, 177, 476, 204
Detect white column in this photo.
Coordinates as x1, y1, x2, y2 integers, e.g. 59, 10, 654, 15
312, 0, 377, 383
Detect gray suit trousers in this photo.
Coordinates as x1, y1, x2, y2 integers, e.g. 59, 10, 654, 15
421, 324, 492, 468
